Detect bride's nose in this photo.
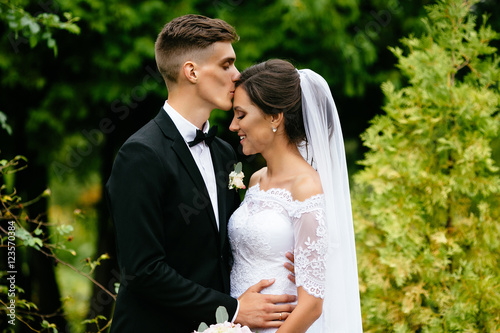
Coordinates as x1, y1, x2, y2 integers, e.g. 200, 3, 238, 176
229, 116, 239, 132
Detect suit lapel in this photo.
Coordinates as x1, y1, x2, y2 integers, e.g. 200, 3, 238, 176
210, 142, 227, 247
154, 109, 218, 232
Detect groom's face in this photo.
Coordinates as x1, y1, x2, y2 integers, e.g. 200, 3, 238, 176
194, 41, 239, 111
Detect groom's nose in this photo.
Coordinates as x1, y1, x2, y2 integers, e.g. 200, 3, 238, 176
232, 67, 240, 81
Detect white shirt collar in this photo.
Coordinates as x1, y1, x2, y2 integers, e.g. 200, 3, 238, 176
162, 100, 210, 143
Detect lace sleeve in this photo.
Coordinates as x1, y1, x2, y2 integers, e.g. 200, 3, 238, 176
292, 196, 328, 299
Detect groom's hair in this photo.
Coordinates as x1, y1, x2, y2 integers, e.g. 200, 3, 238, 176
155, 14, 239, 85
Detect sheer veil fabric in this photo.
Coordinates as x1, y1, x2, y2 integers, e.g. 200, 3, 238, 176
298, 69, 363, 332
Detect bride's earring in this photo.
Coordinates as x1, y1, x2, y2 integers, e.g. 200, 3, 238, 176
272, 127, 277, 133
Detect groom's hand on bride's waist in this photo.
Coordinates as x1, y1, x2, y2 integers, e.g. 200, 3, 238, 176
284, 252, 296, 284
235, 278, 297, 329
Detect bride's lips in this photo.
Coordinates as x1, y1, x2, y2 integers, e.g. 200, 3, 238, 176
238, 134, 246, 144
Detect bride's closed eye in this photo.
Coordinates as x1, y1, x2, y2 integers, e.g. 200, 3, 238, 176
234, 110, 245, 120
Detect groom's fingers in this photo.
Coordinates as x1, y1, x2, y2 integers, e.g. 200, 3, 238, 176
248, 278, 275, 293
284, 263, 296, 284
266, 293, 297, 305
258, 311, 291, 328
260, 304, 294, 328
284, 252, 296, 284
275, 311, 290, 322
236, 280, 297, 328
267, 302, 295, 317
248, 279, 297, 305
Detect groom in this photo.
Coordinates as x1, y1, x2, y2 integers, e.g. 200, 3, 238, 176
106, 15, 295, 332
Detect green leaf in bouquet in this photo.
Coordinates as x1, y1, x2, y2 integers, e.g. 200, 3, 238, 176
215, 305, 229, 324
197, 322, 209, 331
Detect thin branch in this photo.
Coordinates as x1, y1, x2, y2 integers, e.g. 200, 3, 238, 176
98, 318, 113, 332
38, 247, 116, 301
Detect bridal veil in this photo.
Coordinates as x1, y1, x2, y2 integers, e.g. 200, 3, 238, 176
298, 69, 363, 332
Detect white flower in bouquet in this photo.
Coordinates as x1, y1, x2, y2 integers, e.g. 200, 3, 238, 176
228, 162, 245, 191
196, 322, 253, 333
193, 306, 254, 333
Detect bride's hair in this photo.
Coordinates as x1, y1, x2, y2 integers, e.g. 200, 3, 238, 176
235, 59, 306, 144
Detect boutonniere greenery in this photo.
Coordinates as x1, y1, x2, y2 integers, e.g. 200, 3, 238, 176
228, 162, 245, 191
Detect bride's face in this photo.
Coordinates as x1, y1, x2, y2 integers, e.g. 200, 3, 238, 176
230, 86, 275, 155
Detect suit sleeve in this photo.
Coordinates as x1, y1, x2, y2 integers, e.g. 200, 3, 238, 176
106, 140, 237, 324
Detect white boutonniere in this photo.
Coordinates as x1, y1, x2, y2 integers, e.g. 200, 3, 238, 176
228, 162, 246, 191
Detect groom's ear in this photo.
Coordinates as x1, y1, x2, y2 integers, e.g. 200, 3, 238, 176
182, 61, 198, 84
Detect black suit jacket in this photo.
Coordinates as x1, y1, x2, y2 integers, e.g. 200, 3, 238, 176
106, 109, 240, 332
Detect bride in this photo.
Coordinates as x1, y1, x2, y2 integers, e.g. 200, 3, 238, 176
228, 59, 363, 332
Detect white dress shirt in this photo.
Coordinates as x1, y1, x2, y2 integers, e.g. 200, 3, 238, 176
163, 101, 239, 321
163, 101, 219, 229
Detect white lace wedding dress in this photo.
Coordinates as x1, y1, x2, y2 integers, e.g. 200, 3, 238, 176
229, 183, 328, 333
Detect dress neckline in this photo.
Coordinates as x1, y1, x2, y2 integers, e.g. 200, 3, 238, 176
247, 182, 324, 204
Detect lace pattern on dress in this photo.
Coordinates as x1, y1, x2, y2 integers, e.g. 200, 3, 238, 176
293, 208, 328, 299
241, 184, 328, 299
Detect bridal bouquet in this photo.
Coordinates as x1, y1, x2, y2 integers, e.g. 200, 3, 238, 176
194, 321, 253, 333
193, 306, 254, 333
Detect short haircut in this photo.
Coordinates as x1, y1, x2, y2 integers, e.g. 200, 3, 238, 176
155, 14, 239, 84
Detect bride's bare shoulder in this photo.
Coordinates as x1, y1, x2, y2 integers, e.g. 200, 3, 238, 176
291, 170, 323, 202
248, 167, 267, 188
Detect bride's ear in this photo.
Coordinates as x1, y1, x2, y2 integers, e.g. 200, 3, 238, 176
270, 113, 284, 130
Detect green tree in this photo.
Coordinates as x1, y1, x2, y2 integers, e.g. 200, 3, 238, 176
3, 0, 497, 331
218, 0, 434, 165
0, 0, 79, 56
2, 1, 216, 331
1, 1, 80, 331
353, 0, 500, 331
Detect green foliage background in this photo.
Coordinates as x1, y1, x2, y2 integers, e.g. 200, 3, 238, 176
0, 0, 499, 332
353, 0, 500, 331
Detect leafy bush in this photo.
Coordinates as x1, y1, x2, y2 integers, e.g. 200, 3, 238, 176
353, 0, 500, 331
1, 154, 114, 332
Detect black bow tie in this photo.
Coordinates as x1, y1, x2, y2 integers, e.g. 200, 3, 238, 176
188, 126, 218, 147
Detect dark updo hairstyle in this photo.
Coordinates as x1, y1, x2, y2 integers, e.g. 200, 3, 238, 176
235, 59, 306, 144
